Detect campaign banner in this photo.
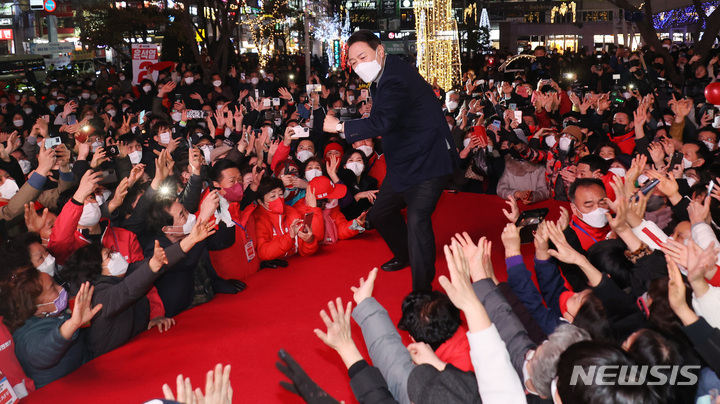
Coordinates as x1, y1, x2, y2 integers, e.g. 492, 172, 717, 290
30, 42, 74, 54
131, 44, 158, 85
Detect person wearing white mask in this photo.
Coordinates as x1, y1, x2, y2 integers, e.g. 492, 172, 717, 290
19, 233, 58, 277
445, 91, 460, 114
338, 150, 378, 221
323, 30, 458, 291
567, 179, 611, 255
352, 137, 386, 186
0, 170, 19, 201
680, 141, 708, 169
697, 128, 719, 159
295, 139, 315, 164
47, 170, 146, 266
59, 235, 203, 358
303, 159, 324, 183
146, 191, 239, 317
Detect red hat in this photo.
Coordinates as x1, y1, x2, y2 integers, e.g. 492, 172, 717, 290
558, 291, 575, 315
324, 142, 345, 159
308, 176, 347, 200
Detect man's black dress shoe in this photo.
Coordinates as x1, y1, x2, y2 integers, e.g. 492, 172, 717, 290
381, 258, 409, 272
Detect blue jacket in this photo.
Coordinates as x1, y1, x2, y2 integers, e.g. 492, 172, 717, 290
344, 54, 458, 192
12, 312, 88, 388
505, 255, 567, 335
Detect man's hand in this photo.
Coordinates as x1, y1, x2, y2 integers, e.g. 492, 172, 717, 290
157, 80, 177, 97
667, 259, 698, 326
35, 143, 56, 176
688, 195, 711, 225
163, 363, 233, 404
545, 221, 586, 266
181, 219, 218, 252
198, 190, 220, 222
107, 178, 129, 214
73, 170, 103, 203
149, 239, 169, 273
351, 267, 378, 305
275, 350, 339, 404
323, 114, 341, 133
61, 281, 102, 339
533, 221, 551, 260
313, 298, 364, 369
407, 342, 447, 371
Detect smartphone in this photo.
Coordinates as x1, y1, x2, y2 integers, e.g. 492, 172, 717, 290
471, 125, 488, 144
75, 131, 88, 144
669, 152, 684, 170
305, 84, 321, 93
272, 97, 281, 106
291, 126, 310, 138
240, 73, 246, 80
68, 115, 77, 125
99, 169, 118, 185
360, 88, 369, 98
45, 136, 61, 148
488, 119, 502, 133
508, 103, 517, 111
612, 74, 621, 80
174, 93, 183, 103
139, 110, 146, 125
708, 180, 715, 195
513, 110, 523, 124
106, 145, 120, 157
633, 179, 660, 201
515, 208, 549, 244
262, 98, 271, 107
303, 212, 314, 226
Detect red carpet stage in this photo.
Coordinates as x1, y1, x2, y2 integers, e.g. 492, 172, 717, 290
24, 193, 566, 404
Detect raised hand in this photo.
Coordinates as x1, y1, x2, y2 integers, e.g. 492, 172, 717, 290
128, 163, 146, 187
667, 259, 698, 326
688, 195, 711, 225
107, 177, 129, 214
24, 204, 50, 234
305, 186, 317, 208
61, 281, 102, 339
149, 239, 169, 273
73, 170, 103, 203
557, 206, 570, 230
350, 267, 378, 305
502, 195, 520, 223
199, 190, 220, 222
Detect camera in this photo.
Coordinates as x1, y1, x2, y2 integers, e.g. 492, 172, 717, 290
264, 110, 282, 120
333, 107, 362, 122
44, 136, 62, 149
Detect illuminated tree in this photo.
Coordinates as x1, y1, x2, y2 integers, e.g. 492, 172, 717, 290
414, 0, 462, 90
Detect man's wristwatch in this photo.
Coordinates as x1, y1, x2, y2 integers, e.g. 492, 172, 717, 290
336, 123, 343, 133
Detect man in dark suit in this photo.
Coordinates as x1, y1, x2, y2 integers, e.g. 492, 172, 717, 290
324, 30, 458, 292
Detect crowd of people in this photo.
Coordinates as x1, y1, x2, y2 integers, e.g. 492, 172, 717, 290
0, 29, 718, 404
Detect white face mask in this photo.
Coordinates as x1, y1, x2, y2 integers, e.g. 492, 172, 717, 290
82, 93, 90, 99
183, 213, 197, 234
143, 85, 152, 93
102, 189, 112, 203
23, 108, 32, 115
558, 136, 573, 152
159, 131, 172, 144
446, 100, 459, 110
682, 156, 693, 169
274, 118, 283, 127
106, 109, 116, 117
91, 141, 103, 153
18, 159, 31, 174
545, 135, 557, 148
686, 176, 697, 187
94, 193, 104, 206
339, 92, 345, 99
250, 77, 259, 85
346, 162, 364, 177
702, 140, 716, 151
184, 77, 194, 85
171, 111, 182, 122
550, 377, 560, 404
78, 202, 102, 227
105, 252, 129, 276
0, 178, 19, 199
637, 174, 649, 185
119, 75, 125, 81
200, 145, 213, 163
354, 48, 383, 83
212, 80, 222, 87
608, 167, 626, 177
305, 168, 322, 182
577, 206, 609, 228
36, 253, 56, 276
448, 123, 454, 131
13, 119, 23, 127
622, 92, 632, 99
266, 127, 274, 137
296, 149, 314, 163
347, 95, 355, 103
463, 138, 471, 148
522, 352, 539, 396
129, 150, 143, 165
357, 145, 373, 157
325, 198, 339, 209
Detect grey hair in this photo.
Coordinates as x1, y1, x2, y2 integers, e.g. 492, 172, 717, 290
530, 323, 591, 398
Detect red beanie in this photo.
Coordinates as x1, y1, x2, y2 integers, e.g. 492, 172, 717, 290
324, 142, 345, 159
558, 291, 575, 315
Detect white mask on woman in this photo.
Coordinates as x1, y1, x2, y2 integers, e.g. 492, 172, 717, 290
0, 178, 19, 199
78, 202, 102, 227
305, 169, 322, 182
346, 162, 364, 177
37, 253, 57, 276
104, 252, 129, 276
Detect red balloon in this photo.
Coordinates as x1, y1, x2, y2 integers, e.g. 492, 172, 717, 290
705, 82, 720, 105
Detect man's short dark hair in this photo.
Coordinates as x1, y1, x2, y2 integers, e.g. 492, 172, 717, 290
568, 178, 605, 202
210, 159, 240, 184
578, 155, 609, 175
397, 291, 461, 351
698, 125, 719, 140
347, 30, 381, 51
685, 140, 711, 166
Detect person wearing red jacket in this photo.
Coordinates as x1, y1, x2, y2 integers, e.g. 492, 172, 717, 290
48, 171, 144, 266
295, 176, 367, 245
252, 177, 318, 261
0, 320, 35, 398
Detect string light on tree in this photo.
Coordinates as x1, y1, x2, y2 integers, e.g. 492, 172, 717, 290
414, 0, 462, 90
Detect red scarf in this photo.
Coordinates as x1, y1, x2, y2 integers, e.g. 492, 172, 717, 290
434, 324, 473, 372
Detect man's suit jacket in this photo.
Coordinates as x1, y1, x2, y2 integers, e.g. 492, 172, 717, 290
344, 54, 459, 192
